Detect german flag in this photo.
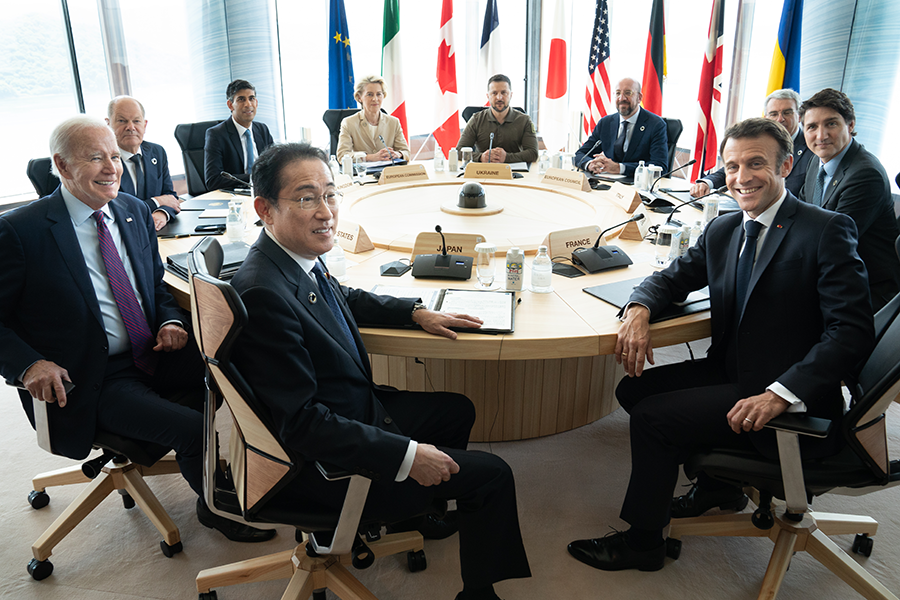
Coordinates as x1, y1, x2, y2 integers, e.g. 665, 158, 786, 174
641, 0, 665, 115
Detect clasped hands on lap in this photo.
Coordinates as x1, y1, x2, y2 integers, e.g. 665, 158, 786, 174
615, 304, 789, 431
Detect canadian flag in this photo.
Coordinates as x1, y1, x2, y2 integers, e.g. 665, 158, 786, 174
433, 0, 459, 158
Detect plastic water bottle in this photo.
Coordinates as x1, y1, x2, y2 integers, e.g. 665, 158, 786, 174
341, 154, 353, 177
689, 220, 703, 247
226, 200, 243, 242
434, 146, 445, 172
505, 247, 524, 291
703, 195, 720, 226
325, 238, 348, 282
538, 151, 550, 175
634, 161, 647, 190
531, 245, 553, 293
448, 147, 459, 171
329, 154, 340, 175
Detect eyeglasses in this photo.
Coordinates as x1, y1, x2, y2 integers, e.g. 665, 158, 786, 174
766, 109, 795, 119
615, 90, 637, 98
280, 191, 343, 211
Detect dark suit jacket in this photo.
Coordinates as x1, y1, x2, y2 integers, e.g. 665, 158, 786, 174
574, 108, 669, 176
204, 118, 274, 191
703, 129, 813, 196
800, 139, 900, 309
629, 193, 874, 453
119, 140, 177, 219
0, 189, 184, 459
231, 231, 417, 480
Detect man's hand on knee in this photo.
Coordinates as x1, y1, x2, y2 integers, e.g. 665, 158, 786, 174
409, 444, 459, 487
615, 304, 655, 377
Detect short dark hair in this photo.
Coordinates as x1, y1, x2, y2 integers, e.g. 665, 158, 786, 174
252, 143, 329, 207
799, 88, 856, 136
487, 74, 511, 89
719, 117, 793, 166
226, 79, 256, 102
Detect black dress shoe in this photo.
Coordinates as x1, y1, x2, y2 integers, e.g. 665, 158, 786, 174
387, 510, 459, 540
196, 499, 277, 543
670, 483, 749, 518
567, 531, 665, 572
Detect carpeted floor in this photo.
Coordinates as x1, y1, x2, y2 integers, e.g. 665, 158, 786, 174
2, 341, 898, 600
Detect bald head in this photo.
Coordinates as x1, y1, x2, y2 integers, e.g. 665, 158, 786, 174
614, 78, 642, 118
106, 96, 147, 154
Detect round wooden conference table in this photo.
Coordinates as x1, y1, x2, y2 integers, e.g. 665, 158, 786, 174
160, 166, 711, 442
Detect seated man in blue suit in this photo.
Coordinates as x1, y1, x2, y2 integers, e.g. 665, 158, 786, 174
204, 79, 274, 191
691, 88, 814, 198
568, 118, 873, 572
231, 143, 532, 600
106, 96, 181, 231
574, 77, 668, 177
0, 116, 274, 544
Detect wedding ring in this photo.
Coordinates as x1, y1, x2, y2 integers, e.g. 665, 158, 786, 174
744, 418, 754, 424
622, 353, 628, 357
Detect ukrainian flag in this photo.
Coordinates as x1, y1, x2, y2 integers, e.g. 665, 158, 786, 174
767, 0, 803, 95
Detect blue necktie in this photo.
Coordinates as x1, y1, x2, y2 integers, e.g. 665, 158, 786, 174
613, 121, 629, 163
311, 263, 361, 363
813, 165, 826, 207
130, 154, 144, 198
735, 219, 764, 312
243, 129, 255, 172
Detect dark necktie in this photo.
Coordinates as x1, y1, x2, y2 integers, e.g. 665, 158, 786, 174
130, 154, 144, 198
813, 165, 826, 207
93, 211, 157, 375
243, 130, 255, 172
613, 121, 629, 163
735, 219, 764, 312
311, 263, 361, 363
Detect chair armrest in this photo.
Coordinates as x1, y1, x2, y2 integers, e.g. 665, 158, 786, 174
764, 413, 832, 439
315, 460, 355, 481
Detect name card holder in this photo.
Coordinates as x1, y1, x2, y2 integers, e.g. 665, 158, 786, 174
540, 167, 591, 192
379, 164, 429, 184
463, 162, 513, 180
618, 207, 652, 241
334, 217, 374, 253
411, 231, 486, 259
607, 181, 642, 213
334, 173, 355, 190
541, 225, 602, 259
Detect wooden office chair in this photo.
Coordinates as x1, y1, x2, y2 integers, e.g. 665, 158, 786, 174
25, 404, 183, 580
668, 295, 900, 600
661, 118, 683, 172
174, 120, 222, 197
26, 157, 60, 198
322, 109, 361, 156
187, 237, 427, 600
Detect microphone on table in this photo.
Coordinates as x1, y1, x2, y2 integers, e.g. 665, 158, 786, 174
664, 186, 727, 225
486, 132, 494, 163
411, 225, 474, 280
649, 159, 697, 193
571, 214, 645, 274
220, 171, 252, 195
579, 138, 604, 170
435, 224, 448, 255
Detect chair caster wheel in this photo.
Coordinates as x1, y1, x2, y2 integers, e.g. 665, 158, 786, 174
27, 558, 53, 580
665, 537, 682, 560
852, 533, 873, 557
199, 591, 218, 600
120, 491, 135, 509
751, 508, 775, 530
407, 549, 427, 572
160, 540, 183, 557
28, 490, 50, 510
351, 539, 375, 570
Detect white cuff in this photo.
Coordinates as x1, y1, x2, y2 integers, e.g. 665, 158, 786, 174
394, 440, 418, 482
767, 382, 807, 413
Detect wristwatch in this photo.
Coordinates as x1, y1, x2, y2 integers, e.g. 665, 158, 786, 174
411, 301, 427, 321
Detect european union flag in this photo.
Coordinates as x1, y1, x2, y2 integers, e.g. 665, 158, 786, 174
329, 0, 356, 109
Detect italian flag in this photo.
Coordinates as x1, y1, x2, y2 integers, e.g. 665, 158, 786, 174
382, 0, 408, 141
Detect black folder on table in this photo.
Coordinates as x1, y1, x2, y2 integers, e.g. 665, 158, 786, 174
157, 210, 226, 238
583, 276, 710, 323
165, 241, 251, 282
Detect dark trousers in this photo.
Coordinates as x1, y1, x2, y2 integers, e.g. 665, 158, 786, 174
95, 342, 205, 496
280, 389, 531, 589
615, 359, 755, 531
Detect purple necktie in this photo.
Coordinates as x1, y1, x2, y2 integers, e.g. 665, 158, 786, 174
93, 211, 157, 375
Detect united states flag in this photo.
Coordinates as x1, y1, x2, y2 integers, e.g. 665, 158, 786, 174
583, 0, 612, 138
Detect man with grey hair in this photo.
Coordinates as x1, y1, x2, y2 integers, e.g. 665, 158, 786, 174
575, 77, 669, 176
0, 116, 275, 544
106, 95, 181, 231
691, 88, 813, 197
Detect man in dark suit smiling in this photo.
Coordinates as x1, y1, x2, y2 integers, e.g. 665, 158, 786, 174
231, 142, 531, 600
568, 118, 874, 572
